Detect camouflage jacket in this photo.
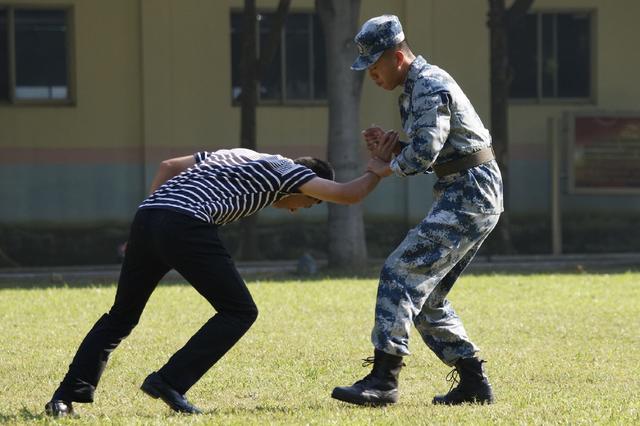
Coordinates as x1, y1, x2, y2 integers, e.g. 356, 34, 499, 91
390, 55, 503, 214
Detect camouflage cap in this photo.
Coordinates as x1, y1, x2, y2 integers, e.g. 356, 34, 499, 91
351, 15, 405, 71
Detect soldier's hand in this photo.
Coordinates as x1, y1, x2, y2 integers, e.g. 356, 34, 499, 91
362, 125, 385, 154
374, 130, 400, 162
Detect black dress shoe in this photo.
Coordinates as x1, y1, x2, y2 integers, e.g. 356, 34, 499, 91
141, 372, 202, 414
45, 400, 74, 417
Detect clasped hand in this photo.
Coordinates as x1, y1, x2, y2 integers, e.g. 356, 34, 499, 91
363, 125, 398, 178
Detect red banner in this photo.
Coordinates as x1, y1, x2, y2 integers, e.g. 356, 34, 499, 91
572, 115, 640, 191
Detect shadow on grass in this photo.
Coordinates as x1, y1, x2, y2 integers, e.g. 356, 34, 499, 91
1, 264, 637, 291
0, 407, 47, 422
0, 266, 379, 290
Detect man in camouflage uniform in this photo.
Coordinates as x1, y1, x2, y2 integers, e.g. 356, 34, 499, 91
332, 15, 503, 406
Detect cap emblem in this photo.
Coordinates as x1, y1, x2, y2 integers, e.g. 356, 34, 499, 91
356, 42, 368, 56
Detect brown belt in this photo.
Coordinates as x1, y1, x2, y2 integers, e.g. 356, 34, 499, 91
432, 147, 495, 178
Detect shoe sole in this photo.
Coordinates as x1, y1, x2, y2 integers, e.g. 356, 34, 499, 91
140, 378, 202, 414
331, 389, 397, 407
432, 396, 494, 405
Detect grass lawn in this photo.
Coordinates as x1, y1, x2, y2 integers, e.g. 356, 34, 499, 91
1, 272, 639, 425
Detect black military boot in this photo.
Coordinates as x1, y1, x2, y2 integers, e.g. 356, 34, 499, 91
432, 357, 494, 405
331, 349, 405, 406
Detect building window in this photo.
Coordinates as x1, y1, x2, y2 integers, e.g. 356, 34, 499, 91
508, 11, 592, 101
0, 9, 9, 100
230, 11, 327, 104
0, 7, 72, 103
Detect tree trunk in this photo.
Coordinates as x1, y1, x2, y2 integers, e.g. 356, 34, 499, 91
238, 0, 260, 259
316, 0, 367, 270
487, 0, 533, 254
238, 0, 290, 260
488, 0, 514, 253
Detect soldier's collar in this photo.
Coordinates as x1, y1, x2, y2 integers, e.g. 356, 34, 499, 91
403, 55, 428, 95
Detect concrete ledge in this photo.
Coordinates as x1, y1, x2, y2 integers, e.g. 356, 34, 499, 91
469, 252, 640, 273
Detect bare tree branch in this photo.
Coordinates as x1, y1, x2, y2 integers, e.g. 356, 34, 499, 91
257, 0, 292, 81
487, 0, 505, 28
487, 0, 534, 253
506, 0, 535, 27
238, 0, 291, 259
240, 0, 257, 149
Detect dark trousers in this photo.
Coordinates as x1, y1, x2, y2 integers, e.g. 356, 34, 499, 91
53, 209, 258, 402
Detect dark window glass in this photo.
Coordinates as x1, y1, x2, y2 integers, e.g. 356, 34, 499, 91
15, 9, 68, 100
312, 14, 326, 100
0, 10, 9, 100
557, 13, 590, 97
509, 11, 591, 100
258, 13, 282, 101
285, 13, 310, 99
541, 13, 555, 97
508, 14, 537, 98
230, 11, 326, 103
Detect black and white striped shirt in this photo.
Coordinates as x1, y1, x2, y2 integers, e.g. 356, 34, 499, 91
139, 148, 317, 225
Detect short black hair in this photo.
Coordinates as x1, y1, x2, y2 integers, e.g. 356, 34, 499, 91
395, 39, 412, 54
383, 39, 412, 61
294, 157, 335, 181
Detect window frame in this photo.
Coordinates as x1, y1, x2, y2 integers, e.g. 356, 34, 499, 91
509, 8, 597, 105
230, 8, 327, 107
0, 4, 75, 107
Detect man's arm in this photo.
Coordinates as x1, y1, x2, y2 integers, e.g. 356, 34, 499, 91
298, 171, 383, 205
299, 134, 397, 204
391, 92, 451, 176
148, 155, 196, 194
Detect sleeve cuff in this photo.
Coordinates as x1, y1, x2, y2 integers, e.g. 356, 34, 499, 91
390, 158, 409, 177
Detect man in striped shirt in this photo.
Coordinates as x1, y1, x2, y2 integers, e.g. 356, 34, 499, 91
45, 148, 389, 417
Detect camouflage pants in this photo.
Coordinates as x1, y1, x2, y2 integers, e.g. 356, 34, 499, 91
372, 207, 500, 366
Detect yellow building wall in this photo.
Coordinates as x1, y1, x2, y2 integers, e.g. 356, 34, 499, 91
12, 0, 626, 168
0, 0, 146, 222
141, 0, 330, 167
507, 0, 640, 152
2, 0, 640, 222
0, 0, 142, 154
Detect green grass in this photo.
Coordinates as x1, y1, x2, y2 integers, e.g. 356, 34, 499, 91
1, 273, 639, 425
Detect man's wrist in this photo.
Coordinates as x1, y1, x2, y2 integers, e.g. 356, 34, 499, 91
365, 170, 382, 179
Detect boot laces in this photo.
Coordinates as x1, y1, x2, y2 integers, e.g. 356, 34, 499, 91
445, 368, 460, 393
352, 356, 376, 386
361, 356, 375, 367
446, 359, 487, 393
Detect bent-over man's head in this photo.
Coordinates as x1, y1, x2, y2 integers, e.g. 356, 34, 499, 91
272, 157, 335, 212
